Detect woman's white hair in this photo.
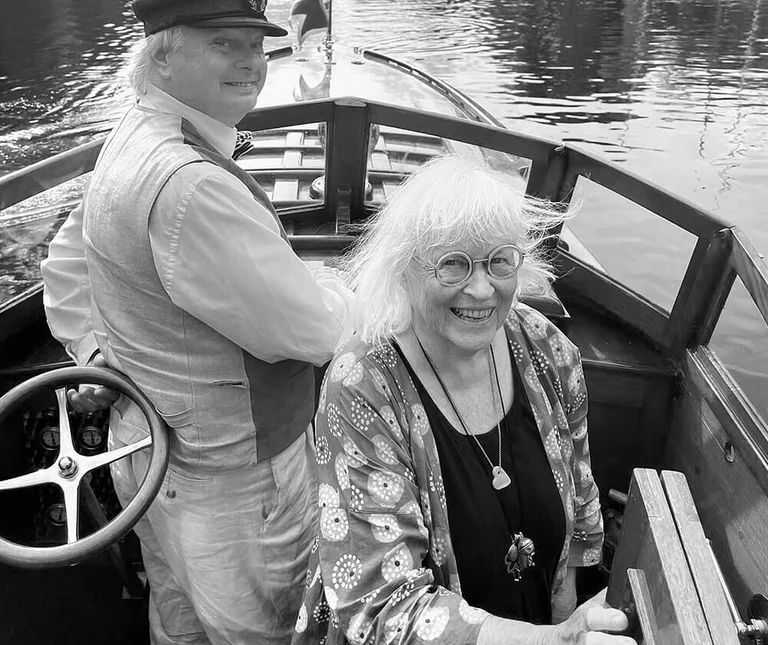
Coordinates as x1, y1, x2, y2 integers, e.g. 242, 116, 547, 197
343, 154, 573, 346
123, 26, 186, 94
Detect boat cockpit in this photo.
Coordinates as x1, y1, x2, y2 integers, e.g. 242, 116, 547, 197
1, 42, 768, 645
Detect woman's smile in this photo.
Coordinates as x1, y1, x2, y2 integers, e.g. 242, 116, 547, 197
450, 307, 495, 322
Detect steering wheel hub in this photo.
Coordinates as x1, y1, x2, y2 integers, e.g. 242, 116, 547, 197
57, 456, 79, 478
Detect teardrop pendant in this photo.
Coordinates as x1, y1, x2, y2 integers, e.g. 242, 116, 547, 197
491, 465, 511, 490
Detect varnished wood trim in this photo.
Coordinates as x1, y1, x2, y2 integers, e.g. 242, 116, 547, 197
607, 469, 713, 644
661, 471, 741, 645
325, 101, 371, 225
288, 234, 356, 251
238, 100, 335, 132
685, 348, 768, 496
526, 146, 569, 201
0, 139, 103, 211
666, 230, 733, 355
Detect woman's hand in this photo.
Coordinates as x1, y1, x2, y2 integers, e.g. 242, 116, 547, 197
547, 588, 636, 645
477, 587, 636, 645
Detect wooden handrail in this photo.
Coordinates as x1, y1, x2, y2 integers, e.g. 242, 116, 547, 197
3, 95, 764, 364
0, 138, 103, 212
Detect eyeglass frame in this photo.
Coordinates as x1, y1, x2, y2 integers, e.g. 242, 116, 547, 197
412, 243, 526, 287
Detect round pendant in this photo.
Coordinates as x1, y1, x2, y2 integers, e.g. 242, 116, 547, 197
492, 466, 511, 490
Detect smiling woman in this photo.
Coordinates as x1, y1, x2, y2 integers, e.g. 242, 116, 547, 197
293, 156, 634, 645
344, 155, 567, 348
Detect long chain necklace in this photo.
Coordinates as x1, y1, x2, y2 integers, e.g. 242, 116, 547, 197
415, 336, 512, 491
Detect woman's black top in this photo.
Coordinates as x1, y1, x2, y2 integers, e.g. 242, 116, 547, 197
396, 344, 565, 624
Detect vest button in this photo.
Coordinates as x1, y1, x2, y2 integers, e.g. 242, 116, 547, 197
167, 489, 176, 499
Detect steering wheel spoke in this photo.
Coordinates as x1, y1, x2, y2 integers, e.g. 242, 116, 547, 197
0, 466, 56, 492
54, 387, 76, 457
61, 481, 81, 544
82, 435, 152, 472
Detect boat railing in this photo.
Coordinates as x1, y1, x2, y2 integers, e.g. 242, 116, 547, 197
0, 139, 103, 213
239, 97, 755, 348
2, 96, 767, 372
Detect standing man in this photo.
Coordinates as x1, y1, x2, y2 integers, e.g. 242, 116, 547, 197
40, 1, 351, 643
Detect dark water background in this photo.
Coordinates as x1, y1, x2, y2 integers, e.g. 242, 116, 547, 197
1, 0, 767, 409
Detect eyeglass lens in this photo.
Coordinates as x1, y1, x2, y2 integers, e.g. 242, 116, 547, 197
436, 246, 522, 284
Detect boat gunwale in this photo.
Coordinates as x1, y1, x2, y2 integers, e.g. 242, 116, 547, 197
2, 96, 767, 379
683, 347, 768, 497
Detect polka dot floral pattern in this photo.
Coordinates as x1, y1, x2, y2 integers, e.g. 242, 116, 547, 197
292, 304, 603, 645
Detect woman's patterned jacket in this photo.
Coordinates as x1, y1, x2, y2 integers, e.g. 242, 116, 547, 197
292, 304, 604, 645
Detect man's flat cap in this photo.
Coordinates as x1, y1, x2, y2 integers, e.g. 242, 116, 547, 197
133, 0, 288, 37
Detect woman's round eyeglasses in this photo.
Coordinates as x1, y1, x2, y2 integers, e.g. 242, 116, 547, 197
413, 244, 525, 287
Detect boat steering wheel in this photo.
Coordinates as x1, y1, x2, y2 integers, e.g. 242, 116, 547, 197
0, 366, 169, 568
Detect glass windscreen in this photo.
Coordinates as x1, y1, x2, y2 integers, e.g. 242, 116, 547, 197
237, 123, 327, 210
260, 46, 483, 121
710, 275, 768, 425
565, 175, 697, 313
0, 176, 87, 309
363, 124, 532, 207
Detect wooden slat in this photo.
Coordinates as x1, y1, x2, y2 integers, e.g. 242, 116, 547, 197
661, 471, 741, 645
272, 179, 300, 202
243, 144, 322, 154
626, 568, 661, 644
607, 469, 713, 645
557, 252, 670, 350
241, 167, 321, 179
666, 352, 768, 611
370, 151, 392, 171
730, 227, 768, 329
283, 151, 302, 167
287, 234, 355, 252
285, 131, 304, 148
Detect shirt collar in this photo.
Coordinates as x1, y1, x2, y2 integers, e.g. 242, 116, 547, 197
139, 84, 237, 158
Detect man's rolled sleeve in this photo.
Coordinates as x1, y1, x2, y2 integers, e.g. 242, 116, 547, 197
41, 202, 100, 365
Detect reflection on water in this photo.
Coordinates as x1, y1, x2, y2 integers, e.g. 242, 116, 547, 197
1, 0, 767, 395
